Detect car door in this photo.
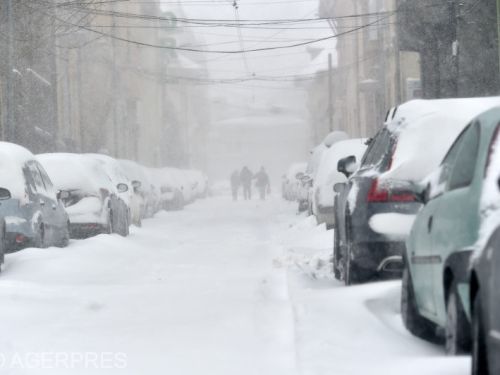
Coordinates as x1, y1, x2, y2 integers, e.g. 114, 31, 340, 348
409, 124, 472, 319
489, 235, 500, 353
27, 161, 57, 244
37, 163, 67, 236
429, 122, 481, 324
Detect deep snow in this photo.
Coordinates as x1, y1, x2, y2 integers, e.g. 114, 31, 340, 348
0, 195, 469, 374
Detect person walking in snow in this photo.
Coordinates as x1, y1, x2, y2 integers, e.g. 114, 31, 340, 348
254, 167, 271, 200
230, 170, 240, 201
240, 166, 253, 200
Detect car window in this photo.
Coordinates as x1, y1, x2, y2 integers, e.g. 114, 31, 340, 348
28, 162, 46, 192
23, 166, 37, 195
447, 122, 480, 190
360, 130, 392, 171
36, 163, 56, 195
438, 124, 472, 185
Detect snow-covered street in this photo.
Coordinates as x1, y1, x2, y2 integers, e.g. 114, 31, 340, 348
0, 195, 470, 374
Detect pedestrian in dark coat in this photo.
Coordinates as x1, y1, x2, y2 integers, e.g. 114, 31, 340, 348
240, 166, 253, 200
254, 167, 271, 200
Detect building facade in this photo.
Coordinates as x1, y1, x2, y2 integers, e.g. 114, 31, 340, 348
318, 0, 421, 139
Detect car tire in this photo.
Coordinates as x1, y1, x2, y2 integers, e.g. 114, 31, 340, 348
333, 226, 341, 280
344, 250, 361, 286
60, 222, 70, 247
106, 211, 113, 234
34, 223, 45, 248
401, 266, 437, 341
472, 292, 489, 375
446, 283, 471, 355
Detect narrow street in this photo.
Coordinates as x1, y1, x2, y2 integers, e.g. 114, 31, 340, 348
0, 194, 470, 374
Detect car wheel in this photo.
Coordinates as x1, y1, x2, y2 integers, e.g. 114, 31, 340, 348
106, 211, 113, 234
445, 283, 471, 355
401, 266, 437, 341
34, 223, 45, 248
344, 249, 360, 286
60, 222, 70, 247
472, 292, 489, 375
333, 226, 341, 280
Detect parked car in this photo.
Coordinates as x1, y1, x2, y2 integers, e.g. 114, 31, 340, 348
87, 154, 140, 229
312, 139, 367, 228
119, 159, 155, 219
152, 168, 185, 211
38, 153, 130, 238
403, 105, 500, 354
334, 98, 500, 285
297, 131, 348, 213
470, 228, 500, 375
282, 163, 307, 201
0, 143, 70, 250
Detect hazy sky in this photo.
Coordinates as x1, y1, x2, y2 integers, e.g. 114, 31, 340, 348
161, 0, 334, 112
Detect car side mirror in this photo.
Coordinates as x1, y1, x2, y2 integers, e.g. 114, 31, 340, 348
338, 155, 358, 178
0, 188, 11, 200
117, 183, 129, 193
333, 183, 346, 194
57, 190, 70, 201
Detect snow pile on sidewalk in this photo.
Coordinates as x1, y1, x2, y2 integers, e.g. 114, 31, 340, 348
273, 215, 334, 281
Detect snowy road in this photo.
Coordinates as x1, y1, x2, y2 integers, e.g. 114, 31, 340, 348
0, 195, 470, 374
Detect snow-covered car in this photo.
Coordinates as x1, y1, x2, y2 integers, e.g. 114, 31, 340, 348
87, 154, 142, 228
334, 97, 500, 285
0, 143, 70, 250
150, 168, 184, 211
38, 153, 130, 238
297, 131, 349, 213
282, 162, 307, 201
119, 159, 156, 219
403, 106, 500, 354
312, 139, 367, 228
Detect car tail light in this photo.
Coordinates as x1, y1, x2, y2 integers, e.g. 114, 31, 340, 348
367, 179, 389, 202
15, 234, 26, 244
367, 179, 416, 203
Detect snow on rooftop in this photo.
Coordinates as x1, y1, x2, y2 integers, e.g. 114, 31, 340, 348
300, 49, 337, 76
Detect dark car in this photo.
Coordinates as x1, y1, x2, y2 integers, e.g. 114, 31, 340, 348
333, 98, 498, 285
0, 143, 70, 251
332, 127, 421, 285
38, 153, 130, 239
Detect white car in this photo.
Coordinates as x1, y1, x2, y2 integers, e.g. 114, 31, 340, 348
282, 163, 307, 201
312, 139, 367, 228
38, 153, 130, 238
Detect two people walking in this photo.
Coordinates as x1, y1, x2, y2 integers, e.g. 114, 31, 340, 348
230, 166, 270, 201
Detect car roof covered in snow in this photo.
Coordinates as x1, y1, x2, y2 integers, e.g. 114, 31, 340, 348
381, 97, 500, 182
38, 153, 115, 194
0, 142, 35, 199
